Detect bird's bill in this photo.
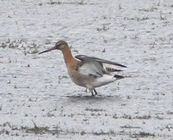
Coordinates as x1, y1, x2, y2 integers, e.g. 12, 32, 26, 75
39, 46, 56, 54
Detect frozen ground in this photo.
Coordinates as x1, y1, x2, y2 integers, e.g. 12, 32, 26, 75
0, 0, 173, 139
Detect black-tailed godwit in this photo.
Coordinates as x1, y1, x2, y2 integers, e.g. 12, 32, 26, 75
39, 40, 126, 96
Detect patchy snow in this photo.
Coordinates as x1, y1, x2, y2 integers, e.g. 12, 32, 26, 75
0, 0, 173, 139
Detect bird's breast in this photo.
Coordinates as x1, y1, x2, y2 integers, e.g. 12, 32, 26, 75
67, 68, 87, 87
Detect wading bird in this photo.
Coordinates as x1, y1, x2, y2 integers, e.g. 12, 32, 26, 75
39, 40, 126, 96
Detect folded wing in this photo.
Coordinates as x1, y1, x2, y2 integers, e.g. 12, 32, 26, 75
77, 61, 105, 78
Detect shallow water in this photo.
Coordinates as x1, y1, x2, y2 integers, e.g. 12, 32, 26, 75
0, 0, 173, 139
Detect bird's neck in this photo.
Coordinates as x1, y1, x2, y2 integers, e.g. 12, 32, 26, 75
61, 47, 78, 69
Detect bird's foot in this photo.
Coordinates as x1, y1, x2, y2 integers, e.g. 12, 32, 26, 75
90, 89, 98, 96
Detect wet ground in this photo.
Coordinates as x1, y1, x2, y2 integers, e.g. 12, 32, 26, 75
0, 0, 173, 139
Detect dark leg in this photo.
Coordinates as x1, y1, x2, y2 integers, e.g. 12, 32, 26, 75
93, 89, 98, 95
85, 88, 88, 92
91, 90, 95, 96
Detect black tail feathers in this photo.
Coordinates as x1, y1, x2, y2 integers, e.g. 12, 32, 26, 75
114, 74, 124, 79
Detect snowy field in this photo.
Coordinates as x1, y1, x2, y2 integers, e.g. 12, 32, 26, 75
0, 0, 173, 139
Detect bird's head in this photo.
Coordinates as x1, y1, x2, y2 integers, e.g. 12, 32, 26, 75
39, 40, 68, 54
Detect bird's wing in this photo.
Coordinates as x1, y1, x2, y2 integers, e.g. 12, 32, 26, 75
105, 67, 123, 72
77, 60, 105, 78
75, 55, 127, 68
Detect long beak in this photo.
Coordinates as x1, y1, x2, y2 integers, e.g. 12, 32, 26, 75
39, 46, 56, 54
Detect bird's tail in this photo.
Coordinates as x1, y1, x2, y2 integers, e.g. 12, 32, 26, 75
114, 74, 124, 79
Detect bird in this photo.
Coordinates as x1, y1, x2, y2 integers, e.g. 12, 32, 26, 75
39, 40, 127, 96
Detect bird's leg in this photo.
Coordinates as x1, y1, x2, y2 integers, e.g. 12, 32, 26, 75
89, 89, 95, 96
84, 88, 88, 92
93, 89, 98, 95
91, 90, 95, 96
